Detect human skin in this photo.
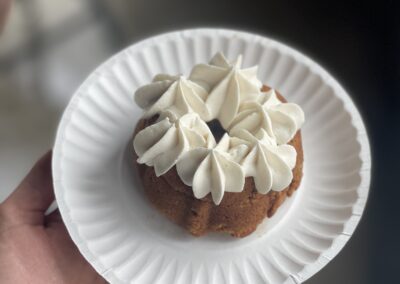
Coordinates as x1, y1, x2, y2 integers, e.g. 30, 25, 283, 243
0, 152, 106, 283
0, 3, 104, 283
0, 0, 11, 32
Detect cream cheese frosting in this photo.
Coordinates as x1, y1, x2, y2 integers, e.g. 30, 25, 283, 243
176, 134, 245, 205
231, 129, 297, 194
135, 74, 211, 121
133, 52, 305, 205
190, 52, 263, 128
229, 89, 305, 144
133, 113, 215, 176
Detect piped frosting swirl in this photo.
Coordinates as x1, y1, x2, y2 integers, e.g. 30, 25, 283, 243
232, 129, 297, 193
190, 53, 263, 128
135, 74, 210, 121
229, 89, 305, 144
176, 134, 245, 205
134, 113, 215, 176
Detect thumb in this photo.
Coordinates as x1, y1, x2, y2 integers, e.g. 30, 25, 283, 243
1, 151, 54, 226
0, 0, 12, 33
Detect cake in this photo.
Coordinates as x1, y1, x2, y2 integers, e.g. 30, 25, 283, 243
132, 52, 305, 237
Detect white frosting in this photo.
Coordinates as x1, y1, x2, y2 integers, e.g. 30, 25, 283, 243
135, 74, 211, 121
176, 134, 245, 205
232, 129, 297, 194
133, 52, 305, 205
229, 89, 305, 144
190, 52, 263, 128
134, 113, 216, 176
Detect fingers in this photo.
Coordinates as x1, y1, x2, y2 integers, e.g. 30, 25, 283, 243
0, 0, 12, 32
45, 209, 63, 226
1, 151, 54, 225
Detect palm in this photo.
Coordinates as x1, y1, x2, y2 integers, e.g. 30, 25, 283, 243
0, 152, 106, 284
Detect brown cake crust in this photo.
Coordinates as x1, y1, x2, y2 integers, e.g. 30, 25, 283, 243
133, 86, 303, 237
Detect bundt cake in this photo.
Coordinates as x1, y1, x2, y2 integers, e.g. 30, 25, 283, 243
132, 52, 305, 237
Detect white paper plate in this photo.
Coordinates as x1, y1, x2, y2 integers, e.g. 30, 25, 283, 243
52, 28, 371, 284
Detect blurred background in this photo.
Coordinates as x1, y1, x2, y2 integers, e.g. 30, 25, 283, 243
0, 0, 398, 283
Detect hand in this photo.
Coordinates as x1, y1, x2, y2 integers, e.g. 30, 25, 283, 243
0, 0, 12, 32
0, 152, 106, 284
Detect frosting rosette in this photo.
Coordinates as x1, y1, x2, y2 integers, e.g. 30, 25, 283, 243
190, 52, 263, 128
229, 89, 305, 144
133, 113, 215, 176
232, 129, 297, 194
135, 74, 211, 121
176, 134, 245, 205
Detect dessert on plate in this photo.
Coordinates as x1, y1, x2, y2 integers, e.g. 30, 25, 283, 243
132, 52, 305, 237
